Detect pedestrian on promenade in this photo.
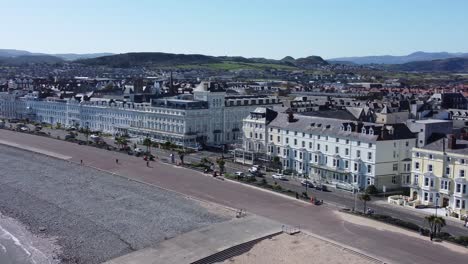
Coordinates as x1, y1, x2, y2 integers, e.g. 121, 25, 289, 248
146, 161, 149, 167
116, 158, 119, 164
80, 160, 83, 165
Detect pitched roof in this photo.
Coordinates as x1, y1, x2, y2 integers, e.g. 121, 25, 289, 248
268, 112, 415, 142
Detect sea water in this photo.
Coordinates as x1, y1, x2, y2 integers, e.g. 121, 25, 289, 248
0, 216, 57, 264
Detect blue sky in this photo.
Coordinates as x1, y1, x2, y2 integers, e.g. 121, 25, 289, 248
1, 0, 467, 59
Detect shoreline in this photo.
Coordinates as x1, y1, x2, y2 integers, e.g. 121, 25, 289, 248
0, 213, 60, 264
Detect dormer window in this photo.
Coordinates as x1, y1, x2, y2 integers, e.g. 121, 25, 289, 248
369, 128, 374, 135
361, 128, 366, 134
347, 125, 352, 132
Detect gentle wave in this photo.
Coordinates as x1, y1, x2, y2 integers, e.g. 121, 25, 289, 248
0, 224, 32, 257
0, 220, 56, 264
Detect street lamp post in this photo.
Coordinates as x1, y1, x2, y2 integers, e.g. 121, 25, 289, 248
435, 193, 440, 217
353, 187, 358, 212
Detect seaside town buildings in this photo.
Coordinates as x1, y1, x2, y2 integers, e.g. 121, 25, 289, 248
238, 107, 416, 191
409, 136, 468, 219
0, 82, 281, 148
2, 76, 468, 206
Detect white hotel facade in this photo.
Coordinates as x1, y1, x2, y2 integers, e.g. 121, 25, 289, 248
240, 107, 417, 191
0, 83, 281, 148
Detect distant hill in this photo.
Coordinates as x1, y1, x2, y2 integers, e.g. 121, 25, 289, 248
78, 52, 220, 67
389, 57, 468, 72
0, 49, 43, 57
0, 49, 112, 61
53, 53, 114, 61
329, 51, 468, 65
294, 56, 328, 68
0, 49, 328, 69
78, 52, 328, 69
0, 55, 64, 65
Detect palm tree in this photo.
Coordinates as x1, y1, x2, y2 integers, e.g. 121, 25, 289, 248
143, 137, 152, 154
217, 159, 226, 175
83, 126, 91, 143
115, 137, 129, 150
359, 193, 372, 213
425, 215, 446, 238
272, 156, 282, 170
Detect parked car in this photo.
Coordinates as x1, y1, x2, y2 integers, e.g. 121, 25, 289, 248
301, 180, 314, 188
272, 174, 286, 180
90, 134, 102, 142
315, 185, 328, 191
234, 171, 245, 178
248, 165, 260, 174
134, 148, 143, 154
245, 173, 256, 178
65, 134, 75, 140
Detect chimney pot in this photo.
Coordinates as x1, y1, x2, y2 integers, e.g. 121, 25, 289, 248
448, 134, 457, 149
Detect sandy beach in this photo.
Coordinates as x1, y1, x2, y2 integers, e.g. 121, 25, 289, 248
221, 233, 381, 264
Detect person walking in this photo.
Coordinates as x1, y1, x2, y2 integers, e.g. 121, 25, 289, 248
80, 160, 83, 165
146, 161, 149, 167
116, 158, 119, 164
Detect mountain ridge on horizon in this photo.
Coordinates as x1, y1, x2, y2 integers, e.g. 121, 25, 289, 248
77, 52, 328, 69
0, 49, 113, 61
0, 49, 329, 69
329, 51, 468, 65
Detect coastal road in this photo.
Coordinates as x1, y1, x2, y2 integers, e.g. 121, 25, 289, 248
0, 129, 467, 264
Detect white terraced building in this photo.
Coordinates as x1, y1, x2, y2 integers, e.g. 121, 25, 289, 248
239, 107, 417, 191
0, 82, 281, 148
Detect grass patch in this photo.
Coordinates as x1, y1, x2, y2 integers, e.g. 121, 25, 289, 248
173, 61, 299, 71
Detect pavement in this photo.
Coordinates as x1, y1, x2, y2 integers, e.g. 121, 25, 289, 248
1, 129, 468, 264
104, 215, 282, 264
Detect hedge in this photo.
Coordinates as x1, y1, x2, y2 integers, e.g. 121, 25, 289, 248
344, 210, 468, 247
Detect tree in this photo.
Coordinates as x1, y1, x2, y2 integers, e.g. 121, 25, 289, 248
359, 193, 371, 213
162, 141, 172, 150
115, 137, 129, 150
217, 159, 226, 175
201, 157, 210, 165
365, 185, 378, 195
425, 215, 446, 238
143, 137, 152, 154
55, 122, 62, 129
272, 156, 282, 170
83, 126, 91, 143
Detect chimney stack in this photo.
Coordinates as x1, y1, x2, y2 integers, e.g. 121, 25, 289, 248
287, 109, 295, 123
381, 126, 389, 139
448, 134, 456, 149
170, 71, 174, 95
356, 122, 364, 132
